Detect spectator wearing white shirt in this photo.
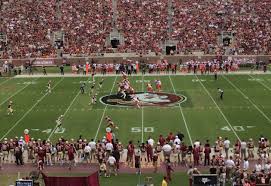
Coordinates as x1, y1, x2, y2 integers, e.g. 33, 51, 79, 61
240, 140, 247, 160
194, 140, 200, 148
225, 156, 235, 180
88, 139, 96, 161
223, 137, 230, 159
260, 151, 269, 165
264, 161, 271, 174
84, 144, 91, 163
147, 136, 154, 147
255, 159, 262, 173
173, 136, 181, 145
162, 143, 172, 158
243, 158, 249, 171
107, 155, 117, 177
105, 142, 114, 153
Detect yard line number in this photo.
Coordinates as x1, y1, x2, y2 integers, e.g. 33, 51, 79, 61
72, 81, 93, 84
131, 127, 154, 133
17, 81, 37, 85
248, 78, 264, 81
31, 128, 66, 134
221, 125, 255, 132
192, 79, 206, 82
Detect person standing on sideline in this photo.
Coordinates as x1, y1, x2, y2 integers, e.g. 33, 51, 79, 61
43, 66, 47, 75
243, 158, 249, 171
135, 150, 141, 174
68, 144, 75, 170
60, 65, 64, 75
240, 140, 247, 160
224, 137, 230, 159
204, 143, 211, 166
161, 176, 168, 186
165, 159, 174, 182
214, 69, 218, 80
14, 145, 23, 165
217, 88, 224, 100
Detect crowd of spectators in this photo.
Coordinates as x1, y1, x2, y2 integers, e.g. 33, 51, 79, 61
172, 0, 271, 55
1, 132, 271, 185
1, 0, 270, 58
1, 57, 269, 77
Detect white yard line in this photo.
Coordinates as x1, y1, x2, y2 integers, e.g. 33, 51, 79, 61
13, 71, 271, 78
47, 77, 93, 140
141, 75, 144, 143
0, 78, 39, 106
168, 75, 193, 145
47, 91, 80, 140
94, 76, 117, 141
248, 74, 271, 91
195, 75, 241, 141
0, 77, 64, 141
223, 75, 271, 124
0, 77, 13, 86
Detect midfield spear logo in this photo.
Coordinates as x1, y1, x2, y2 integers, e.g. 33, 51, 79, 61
100, 92, 187, 107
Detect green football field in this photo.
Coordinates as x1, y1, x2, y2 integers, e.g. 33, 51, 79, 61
0, 73, 271, 146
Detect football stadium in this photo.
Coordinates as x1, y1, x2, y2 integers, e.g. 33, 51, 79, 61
0, 0, 271, 186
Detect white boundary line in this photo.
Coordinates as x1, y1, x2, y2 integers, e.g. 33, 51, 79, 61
141, 75, 144, 143
94, 76, 117, 141
47, 77, 92, 140
195, 75, 241, 141
12, 71, 271, 78
248, 74, 271, 91
0, 78, 39, 106
0, 77, 64, 141
0, 77, 13, 86
223, 75, 271, 124
168, 75, 193, 145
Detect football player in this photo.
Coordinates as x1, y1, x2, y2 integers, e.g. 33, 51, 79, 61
217, 88, 224, 100
131, 94, 140, 109
46, 80, 52, 93
155, 80, 162, 92
91, 94, 97, 105
147, 83, 153, 92
56, 115, 64, 129
7, 100, 14, 115
105, 116, 119, 129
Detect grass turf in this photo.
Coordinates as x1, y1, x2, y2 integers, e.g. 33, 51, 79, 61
1, 73, 271, 186
0, 74, 271, 144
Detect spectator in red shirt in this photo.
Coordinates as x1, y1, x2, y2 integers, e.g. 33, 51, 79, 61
204, 143, 211, 166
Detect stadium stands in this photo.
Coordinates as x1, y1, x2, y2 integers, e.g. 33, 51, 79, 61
0, 0, 270, 58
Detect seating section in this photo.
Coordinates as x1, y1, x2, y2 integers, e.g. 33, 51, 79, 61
0, 0, 270, 58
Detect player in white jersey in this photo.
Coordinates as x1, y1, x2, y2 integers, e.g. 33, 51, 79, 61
147, 83, 153, 92
91, 94, 97, 105
47, 80, 52, 93
7, 100, 14, 115
56, 115, 64, 129
131, 94, 140, 109
217, 88, 224, 100
155, 80, 162, 92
